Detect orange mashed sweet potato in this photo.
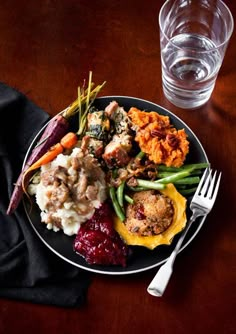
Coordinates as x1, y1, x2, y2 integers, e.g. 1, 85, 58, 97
128, 107, 189, 167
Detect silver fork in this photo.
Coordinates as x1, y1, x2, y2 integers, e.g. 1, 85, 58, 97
147, 168, 222, 297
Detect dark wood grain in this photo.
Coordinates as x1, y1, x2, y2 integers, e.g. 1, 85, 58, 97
0, 1, 235, 333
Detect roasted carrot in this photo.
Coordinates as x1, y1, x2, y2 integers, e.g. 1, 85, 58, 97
60, 132, 78, 149
21, 143, 63, 194
27, 143, 63, 170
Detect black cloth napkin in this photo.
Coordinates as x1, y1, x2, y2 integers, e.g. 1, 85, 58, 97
0, 82, 90, 307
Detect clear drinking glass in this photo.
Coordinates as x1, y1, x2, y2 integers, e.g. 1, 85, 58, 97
159, 0, 234, 109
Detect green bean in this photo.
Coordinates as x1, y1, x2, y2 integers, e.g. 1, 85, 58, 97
157, 162, 209, 173
181, 162, 210, 170
109, 187, 125, 221
116, 181, 125, 209
188, 170, 202, 176
112, 168, 118, 178
136, 179, 166, 190
127, 186, 147, 192
178, 187, 198, 196
124, 194, 134, 204
155, 170, 193, 184
157, 170, 202, 179
174, 176, 200, 185
157, 172, 176, 178
157, 165, 181, 172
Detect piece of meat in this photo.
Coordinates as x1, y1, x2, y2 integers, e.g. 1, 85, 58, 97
72, 172, 88, 201
71, 156, 82, 170
81, 135, 104, 157
85, 185, 98, 201
104, 100, 119, 118
41, 166, 68, 186
46, 182, 70, 208
105, 101, 131, 134
102, 133, 133, 168
125, 190, 174, 236
102, 140, 131, 168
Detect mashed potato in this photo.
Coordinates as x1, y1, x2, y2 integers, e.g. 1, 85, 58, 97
29, 147, 107, 236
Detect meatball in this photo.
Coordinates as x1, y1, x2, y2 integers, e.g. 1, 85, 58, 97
125, 190, 174, 236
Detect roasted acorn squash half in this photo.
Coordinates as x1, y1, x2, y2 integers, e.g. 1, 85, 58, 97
114, 183, 187, 250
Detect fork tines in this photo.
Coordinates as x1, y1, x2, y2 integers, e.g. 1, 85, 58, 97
197, 168, 222, 201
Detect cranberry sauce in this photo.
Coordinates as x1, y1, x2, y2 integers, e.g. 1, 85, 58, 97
73, 201, 129, 267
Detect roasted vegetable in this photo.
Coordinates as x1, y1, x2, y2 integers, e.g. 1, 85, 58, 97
87, 109, 110, 140
7, 71, 105, 214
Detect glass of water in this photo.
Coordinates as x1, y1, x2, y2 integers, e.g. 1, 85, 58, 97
159, 0, 234, 109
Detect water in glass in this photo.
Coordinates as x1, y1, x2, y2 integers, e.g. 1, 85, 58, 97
162, 33, 222, 109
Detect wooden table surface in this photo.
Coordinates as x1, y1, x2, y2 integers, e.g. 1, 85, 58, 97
0, 1, 235, 333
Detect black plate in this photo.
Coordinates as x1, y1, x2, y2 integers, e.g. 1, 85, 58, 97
23, 96, 209, 275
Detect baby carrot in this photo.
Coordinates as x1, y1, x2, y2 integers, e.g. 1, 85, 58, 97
60, 132, 78, 149
28, 143, 63, 170
21, 142, 63, 194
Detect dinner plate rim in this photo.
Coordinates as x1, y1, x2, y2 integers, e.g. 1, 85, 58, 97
23, 95, 209, 275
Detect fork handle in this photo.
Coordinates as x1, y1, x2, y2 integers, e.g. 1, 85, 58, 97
147, 259, 173, 296
147, 213, 198, 297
